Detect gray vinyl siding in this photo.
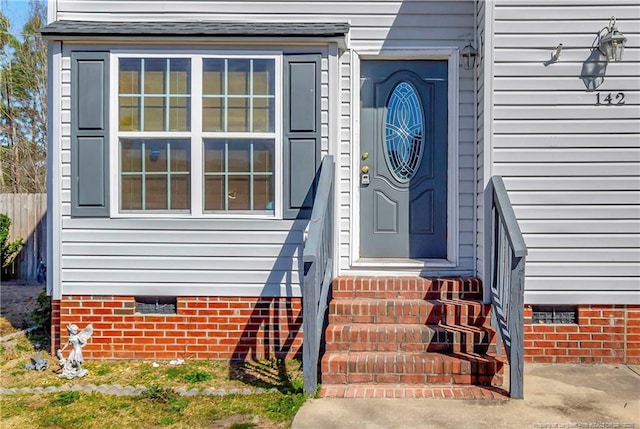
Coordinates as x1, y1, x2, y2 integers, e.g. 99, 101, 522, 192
58, 42, 329, 297
52, 0, 479, 278
491, 0, 640, 304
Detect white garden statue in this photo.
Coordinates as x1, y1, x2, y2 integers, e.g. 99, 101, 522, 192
57, 323, 93, 379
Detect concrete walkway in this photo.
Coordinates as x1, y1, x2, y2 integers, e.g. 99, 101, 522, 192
292, 364, 640, 429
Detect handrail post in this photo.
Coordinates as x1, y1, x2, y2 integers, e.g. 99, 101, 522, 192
302, 255, 318, 395
509, 255, 525, 399
487, 175, 527, 399
302, 156, 335, 396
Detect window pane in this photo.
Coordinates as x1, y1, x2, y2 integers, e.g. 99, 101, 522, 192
169, 97, 190, 132
204, 139, 224, 173
203, 59, 224, 95
227, 98, 249, 132
170, 140, 190, 172
143, 97, 165, 131
228, 59, 250, 96
254, 175, 274, 211
121, 175, 142, 210
228, 175, 250, 210
169, 59, 190, 95
120, 137, 190, 213
145, 176, 168, 210
253, 140, 274, 173
171, 175, 190, 210
144, 59, 166, 94
145, 141, 167, 173
252, 97, 274, 133
203, 97, 224, 132
121, 139, 142, 172
204, 176, 224, 211
119, 96, 140, 131
119, 58, 140, 94
253, 60, 274, 96
228, 140, 250, 173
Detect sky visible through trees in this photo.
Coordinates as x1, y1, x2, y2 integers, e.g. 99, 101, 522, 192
2, 0, 31, 37
1, 0, 47, 193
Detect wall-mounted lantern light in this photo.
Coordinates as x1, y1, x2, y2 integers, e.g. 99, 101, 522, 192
461, 40, 477, 70
598, 16, 627, 62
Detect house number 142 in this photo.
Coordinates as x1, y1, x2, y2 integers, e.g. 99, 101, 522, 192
596, 92, 625, 105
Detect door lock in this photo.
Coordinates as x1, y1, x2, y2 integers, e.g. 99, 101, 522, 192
361, 165, 370, 186
362, 152, 369, 160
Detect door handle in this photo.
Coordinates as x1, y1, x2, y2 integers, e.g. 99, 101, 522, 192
361, 165, 369, 174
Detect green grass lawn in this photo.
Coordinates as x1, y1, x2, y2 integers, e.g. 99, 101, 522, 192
0, 319, 308, 429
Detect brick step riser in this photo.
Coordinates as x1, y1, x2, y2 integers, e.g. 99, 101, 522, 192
329, 302, 492, 327
325, 342, 496, 354
325, 326, 496, 354
321, 354, 504, 378
333, 278, 483, 298
329, 314, 492, 327
321, 373, 502, 386
332, 291, 483, 300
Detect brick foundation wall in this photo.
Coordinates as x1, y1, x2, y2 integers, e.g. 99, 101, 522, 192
51, 296, 638, 364
524, 305, 640, 364
52, 296, 303, 360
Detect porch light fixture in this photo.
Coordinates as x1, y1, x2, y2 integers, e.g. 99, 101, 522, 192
461, 40, 477, 70
598, 16, 627, 62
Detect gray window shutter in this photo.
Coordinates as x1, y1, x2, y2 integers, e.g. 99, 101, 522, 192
283, 54, 321, 219
71, 52, 110, 217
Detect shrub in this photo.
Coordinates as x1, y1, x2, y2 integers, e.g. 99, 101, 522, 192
29, 288, 51, 334
0, 213, 24, 279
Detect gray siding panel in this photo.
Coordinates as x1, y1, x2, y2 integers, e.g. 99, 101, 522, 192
56, 1, 480, 296
492, 0, 640, 304
58, 43, 329, 297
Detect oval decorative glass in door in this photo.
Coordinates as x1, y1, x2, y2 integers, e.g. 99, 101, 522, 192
384, 81, 424, 183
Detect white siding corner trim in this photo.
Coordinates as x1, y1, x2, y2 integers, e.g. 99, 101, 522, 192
47, 41, 62, 299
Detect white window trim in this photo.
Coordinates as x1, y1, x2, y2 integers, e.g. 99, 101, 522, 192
108, 50, 283, 219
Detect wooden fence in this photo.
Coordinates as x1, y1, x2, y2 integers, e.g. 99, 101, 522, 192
0, 194, 47, 282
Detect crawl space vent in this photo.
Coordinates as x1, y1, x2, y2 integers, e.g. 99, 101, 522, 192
135, 296, 177, 315
532, 306, 577, 324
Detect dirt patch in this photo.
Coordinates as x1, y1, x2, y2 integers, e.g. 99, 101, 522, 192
0, 281, 45, 334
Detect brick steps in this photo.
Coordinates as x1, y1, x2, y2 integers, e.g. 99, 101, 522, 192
321, 277, 503, 398
325, 323, 496, 354
319, 384, 509, 399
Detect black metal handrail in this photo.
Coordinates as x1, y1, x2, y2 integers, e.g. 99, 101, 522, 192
487, 175, 527, 399
302, 155, 334, 395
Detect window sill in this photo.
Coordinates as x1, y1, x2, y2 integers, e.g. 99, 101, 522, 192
110, 212, 280, 220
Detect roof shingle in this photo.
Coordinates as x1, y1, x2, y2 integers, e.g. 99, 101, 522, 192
41, 20, 350, 38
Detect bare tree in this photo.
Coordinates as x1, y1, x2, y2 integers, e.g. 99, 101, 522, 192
1, 1, 47, 193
